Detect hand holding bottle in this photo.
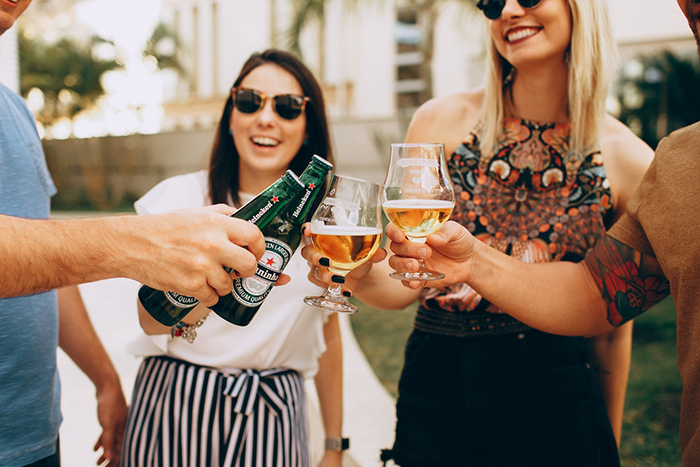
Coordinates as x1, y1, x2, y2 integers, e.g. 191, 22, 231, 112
129, 204, 266, 306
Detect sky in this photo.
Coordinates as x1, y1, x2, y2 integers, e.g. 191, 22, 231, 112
68, 0, 166, 136
75, 0, 162, 56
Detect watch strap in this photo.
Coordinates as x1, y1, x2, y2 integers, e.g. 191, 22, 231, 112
325, 437, 350, 451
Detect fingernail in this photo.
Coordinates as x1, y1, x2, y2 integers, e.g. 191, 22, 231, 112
419, 247, 428, 258
301, 225, 307, 235
332, 275, 345, 284
319, 257, 330, 267
342, 290, 352, 297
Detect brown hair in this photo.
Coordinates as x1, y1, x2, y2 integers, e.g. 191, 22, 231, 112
208, 49, 334, 206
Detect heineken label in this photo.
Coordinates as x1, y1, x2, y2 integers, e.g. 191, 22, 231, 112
249, 198, 277, 224
292, 187, 312, 219
231, 237, 293, 307
164, 291, 199, 308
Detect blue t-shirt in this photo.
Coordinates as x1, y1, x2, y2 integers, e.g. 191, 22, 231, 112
0, 82, 61, 465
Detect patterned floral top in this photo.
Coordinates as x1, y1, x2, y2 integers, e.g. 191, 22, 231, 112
414, 118, 613, 336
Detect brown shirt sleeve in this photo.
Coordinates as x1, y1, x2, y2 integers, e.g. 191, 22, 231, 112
606, 165, 656, 257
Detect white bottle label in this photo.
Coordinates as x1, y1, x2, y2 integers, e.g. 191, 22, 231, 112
231, 237, 293, 307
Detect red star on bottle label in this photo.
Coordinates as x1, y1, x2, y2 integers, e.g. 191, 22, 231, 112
266, 257, 276, 266
272, 196, 279, 203
308, 183, 315, 189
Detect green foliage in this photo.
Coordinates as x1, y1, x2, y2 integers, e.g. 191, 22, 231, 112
19, 33, 121, 122
143, 22, 185, 76
619, 297, 681, 466
614, 50, 700, 149
285, 0, 327, 58
350, 300, 416, 397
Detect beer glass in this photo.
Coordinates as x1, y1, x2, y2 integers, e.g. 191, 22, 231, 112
382, 143, 455, 280
304, 174, 383, 313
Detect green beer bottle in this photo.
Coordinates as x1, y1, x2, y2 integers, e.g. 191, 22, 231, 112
211, 154, 334, 326
138, 170, 305, 326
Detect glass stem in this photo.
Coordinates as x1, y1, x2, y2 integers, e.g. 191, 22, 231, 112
323, 284, 344, 301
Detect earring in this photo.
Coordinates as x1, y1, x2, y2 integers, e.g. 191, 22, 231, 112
302, 137, 309, 147
564, 48, 571, 65
502, 67, 516, 88
228, 128, 234, 136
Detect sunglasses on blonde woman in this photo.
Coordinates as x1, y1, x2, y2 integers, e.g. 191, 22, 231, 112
477, 0, 543, 20
231, 87, 310, 120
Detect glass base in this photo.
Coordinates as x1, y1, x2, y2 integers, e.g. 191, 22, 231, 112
389, 270, 445, 281
304, 295, 358, 314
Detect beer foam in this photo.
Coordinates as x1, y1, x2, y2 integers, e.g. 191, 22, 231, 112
310, 225, 383, 236
382, 199, 454, 209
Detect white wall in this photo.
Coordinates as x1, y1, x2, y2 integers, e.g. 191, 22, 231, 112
432, 2, 486, 97
610, 0, 692, 44
350, 1, 395, 118
159, 0, 698, 124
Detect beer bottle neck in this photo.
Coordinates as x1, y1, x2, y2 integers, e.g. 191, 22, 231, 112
291, 165, 331, 223
234, 170, 304, 229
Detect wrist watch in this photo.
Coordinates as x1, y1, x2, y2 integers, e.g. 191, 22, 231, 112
325, 437, 350, 451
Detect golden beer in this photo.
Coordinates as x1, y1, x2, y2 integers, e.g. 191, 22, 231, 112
310, 226, 383, 274
383, 199, 454, 242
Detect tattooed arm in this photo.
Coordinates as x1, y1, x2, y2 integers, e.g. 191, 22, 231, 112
385, 222, 670, 336
583, 236, 670, 326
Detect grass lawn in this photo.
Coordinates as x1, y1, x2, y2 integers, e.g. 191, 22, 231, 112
350, 296, 681, 466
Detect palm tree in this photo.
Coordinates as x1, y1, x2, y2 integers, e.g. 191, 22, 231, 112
143, 22, 186, 77
19, 33, 122, 127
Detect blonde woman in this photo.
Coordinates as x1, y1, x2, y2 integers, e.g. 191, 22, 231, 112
303, 0, 653, 465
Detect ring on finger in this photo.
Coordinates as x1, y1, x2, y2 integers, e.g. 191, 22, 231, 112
313, 267, 321, 280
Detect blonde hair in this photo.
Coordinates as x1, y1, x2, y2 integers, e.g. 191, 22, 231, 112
479, 0, 617, 161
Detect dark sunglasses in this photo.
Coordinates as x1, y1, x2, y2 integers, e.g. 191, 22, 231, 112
231, 87, 310, 120
476, 0, 543, 20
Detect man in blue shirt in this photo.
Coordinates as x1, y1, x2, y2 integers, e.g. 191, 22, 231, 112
0, 1, 270, 464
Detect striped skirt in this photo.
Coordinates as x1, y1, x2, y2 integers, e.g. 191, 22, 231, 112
121, 356, 309, 467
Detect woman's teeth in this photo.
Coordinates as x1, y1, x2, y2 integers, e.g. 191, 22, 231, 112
252, 136, 279, 147
507, 28, 539, 42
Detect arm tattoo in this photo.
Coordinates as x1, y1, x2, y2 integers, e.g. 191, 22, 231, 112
584, 235, 670, 326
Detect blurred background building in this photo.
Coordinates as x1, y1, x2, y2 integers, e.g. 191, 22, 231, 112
0, 0, 696, 209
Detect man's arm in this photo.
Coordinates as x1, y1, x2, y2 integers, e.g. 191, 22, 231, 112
582, 235, 669, 326
385, 222, 670, 336
57, 286, 128, 466
0, 205, 265, 305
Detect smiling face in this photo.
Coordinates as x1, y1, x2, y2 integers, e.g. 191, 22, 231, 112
0, 0, 31, 35
678, 0, 700, 52
230, 63, 307, 191
489, 0, 572, 70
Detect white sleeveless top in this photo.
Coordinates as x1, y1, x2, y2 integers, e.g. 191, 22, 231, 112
129, 171, 329, 378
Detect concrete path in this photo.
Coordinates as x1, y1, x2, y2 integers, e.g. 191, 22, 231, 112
58, 278, 397, 466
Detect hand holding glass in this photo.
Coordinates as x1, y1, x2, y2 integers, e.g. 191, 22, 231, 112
304, 174, 383, 313
382, 143, 455, 281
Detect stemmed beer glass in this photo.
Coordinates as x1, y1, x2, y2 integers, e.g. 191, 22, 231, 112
382, 143, 455, 281
304, 174, 383, 313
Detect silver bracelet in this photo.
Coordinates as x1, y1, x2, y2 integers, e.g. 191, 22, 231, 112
170, 316, 207, 343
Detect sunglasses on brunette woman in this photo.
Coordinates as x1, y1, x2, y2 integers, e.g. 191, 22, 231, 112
231, 87, 310, 120
476, 0, 543, 20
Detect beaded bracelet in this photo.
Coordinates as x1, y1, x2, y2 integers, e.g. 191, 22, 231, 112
170, 316, 207, 343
